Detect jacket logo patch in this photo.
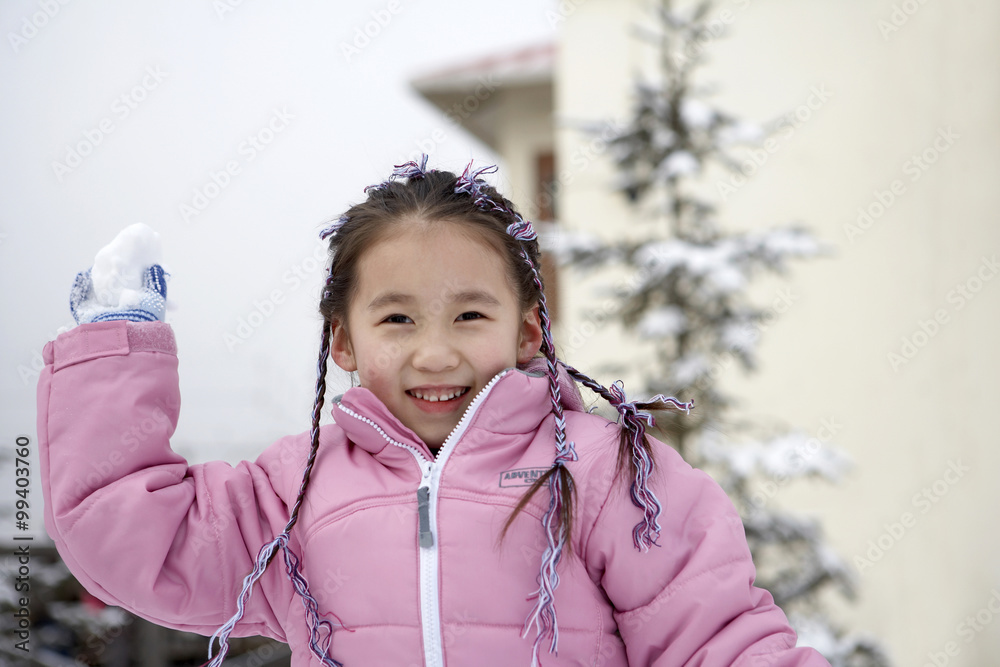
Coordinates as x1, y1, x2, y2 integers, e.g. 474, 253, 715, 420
499, 467, 549, 488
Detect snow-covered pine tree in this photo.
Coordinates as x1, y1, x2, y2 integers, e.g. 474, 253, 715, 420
551, 1, 890, 663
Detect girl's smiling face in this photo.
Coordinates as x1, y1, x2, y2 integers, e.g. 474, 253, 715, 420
330, 220, 542, 449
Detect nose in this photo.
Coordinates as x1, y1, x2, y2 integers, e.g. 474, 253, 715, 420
411, 331, 460, 374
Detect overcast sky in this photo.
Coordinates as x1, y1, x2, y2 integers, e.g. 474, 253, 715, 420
0, 0, 559, 468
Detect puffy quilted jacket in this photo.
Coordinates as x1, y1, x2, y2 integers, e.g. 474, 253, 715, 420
38, 321, 829, 666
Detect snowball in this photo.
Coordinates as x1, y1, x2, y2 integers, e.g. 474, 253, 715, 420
91, 223, 162, 309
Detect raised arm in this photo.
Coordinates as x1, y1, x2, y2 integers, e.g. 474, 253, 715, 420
38, 225, 300, 640
38, 320, 300, 639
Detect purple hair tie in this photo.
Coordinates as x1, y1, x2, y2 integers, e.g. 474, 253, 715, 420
321, 156, 436, 240
390, 154, 431, 180
320, 213, 350, 241
364, 155, 433, 194
454, 161, 503, 209
606, 381, 693, 550
506, 215, 537, 242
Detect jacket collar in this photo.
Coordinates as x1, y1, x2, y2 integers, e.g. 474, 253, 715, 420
332, 360, 585, 461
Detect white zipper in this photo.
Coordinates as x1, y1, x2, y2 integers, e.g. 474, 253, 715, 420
337, 370, 512, 666
418, 370, 510, 666
416, 457, 442, 667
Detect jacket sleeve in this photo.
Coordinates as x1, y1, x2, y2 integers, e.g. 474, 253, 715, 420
37, 320, 300, 640
582, 440, 830, 666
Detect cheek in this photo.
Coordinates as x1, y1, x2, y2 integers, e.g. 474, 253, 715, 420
354, 362, 390, 398
355, 339, 403, 383
478, 334, 521, 370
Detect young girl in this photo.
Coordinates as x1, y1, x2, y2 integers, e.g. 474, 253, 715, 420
38, 157, 829, 666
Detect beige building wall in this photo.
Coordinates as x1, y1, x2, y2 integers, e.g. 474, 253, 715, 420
554, 1, 1000, 665
493, 83, 555, 218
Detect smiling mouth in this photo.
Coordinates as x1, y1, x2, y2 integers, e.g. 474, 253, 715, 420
406, 387, 470, 403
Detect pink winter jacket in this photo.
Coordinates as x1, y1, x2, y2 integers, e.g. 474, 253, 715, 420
38, 321, 829, 666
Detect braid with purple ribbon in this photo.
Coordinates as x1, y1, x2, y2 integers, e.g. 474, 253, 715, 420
558, 362, 693, 550
455, 159, 579, 662
364, 154, 433, 194
205, 325, 346, 667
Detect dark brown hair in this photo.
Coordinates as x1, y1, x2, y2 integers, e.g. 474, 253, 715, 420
319, 169, 542, 329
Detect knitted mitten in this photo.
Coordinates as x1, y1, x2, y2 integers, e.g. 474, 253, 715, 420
69, 223, 168, 324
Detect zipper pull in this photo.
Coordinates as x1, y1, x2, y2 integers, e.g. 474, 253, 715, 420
417, 486, 434, 549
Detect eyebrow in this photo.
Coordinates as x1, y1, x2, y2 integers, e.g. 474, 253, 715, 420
367, 290, 503, 311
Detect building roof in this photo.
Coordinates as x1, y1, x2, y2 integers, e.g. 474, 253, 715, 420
411, 42, 554, 148
412, 42, 554, 93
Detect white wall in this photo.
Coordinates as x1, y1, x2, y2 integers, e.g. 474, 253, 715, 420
555, 1, 1000, 664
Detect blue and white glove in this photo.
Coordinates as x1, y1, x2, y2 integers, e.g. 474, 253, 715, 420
70, 265, 167, 323
69, 223, 168, 324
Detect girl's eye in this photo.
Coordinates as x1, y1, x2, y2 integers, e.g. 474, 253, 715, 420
456, 311, 484, 322
383, 314, 412, 324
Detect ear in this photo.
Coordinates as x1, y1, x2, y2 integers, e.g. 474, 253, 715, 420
516, 303, 544, 364
330, 320, 357, 372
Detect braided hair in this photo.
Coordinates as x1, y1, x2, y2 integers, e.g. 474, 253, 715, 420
206, 155, 691, 667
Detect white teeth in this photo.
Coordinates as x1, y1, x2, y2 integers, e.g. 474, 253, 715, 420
410, 388, 468, 402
